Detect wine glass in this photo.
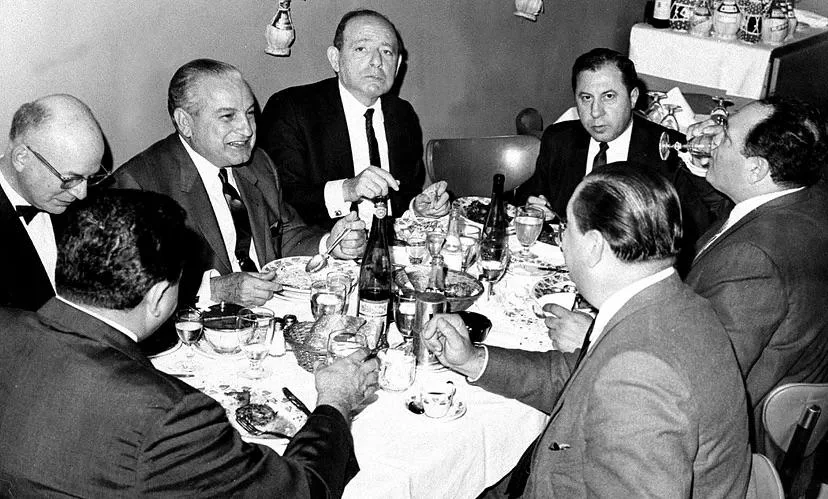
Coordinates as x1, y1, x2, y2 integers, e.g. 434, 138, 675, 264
644, 90, 668, 123
515, 206, 544, 257
478, 240, 510, 295
237, 311, 271, 379
660, 104, 681, 131
310, 280, 346, 319
426, 231, 445, 259
406, 232, 427, 265
459, 226, 481, 272
658, 131, 718, 162
174, 307, 203, 373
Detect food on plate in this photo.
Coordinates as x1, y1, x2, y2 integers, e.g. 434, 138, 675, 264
236, 402, 300, 437
262, 257, 355, 291
445, 281, 477, 298
460, 199, 516, 226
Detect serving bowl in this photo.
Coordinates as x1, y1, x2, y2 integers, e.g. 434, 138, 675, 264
202, 315, 250, 355
393, 266, 484, 312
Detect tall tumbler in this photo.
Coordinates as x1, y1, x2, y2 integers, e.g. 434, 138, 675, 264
413, 291, 447, 370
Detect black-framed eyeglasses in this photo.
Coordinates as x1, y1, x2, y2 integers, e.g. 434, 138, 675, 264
25, 145, 111, 190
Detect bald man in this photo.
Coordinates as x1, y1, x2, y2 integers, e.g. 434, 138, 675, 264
0, 94, 106, 311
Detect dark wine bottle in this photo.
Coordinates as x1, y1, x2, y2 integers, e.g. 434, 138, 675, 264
358, 198, 392, 350
479, 174, 510, 282
650, 0, 671, 28
778, 405, 821, 495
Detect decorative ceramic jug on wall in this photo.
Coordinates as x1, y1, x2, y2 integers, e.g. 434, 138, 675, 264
514, 0, 543, 21
265, 0, 295, 56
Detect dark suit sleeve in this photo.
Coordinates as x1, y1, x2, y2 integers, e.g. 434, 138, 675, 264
259, 91, 332, 229
515, 126, 555, 206
687, 241, 786, 406
472, 346, 578, 413
138, 392, 356, 498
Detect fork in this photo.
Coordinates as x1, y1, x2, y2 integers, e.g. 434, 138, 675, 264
235, 416, 292, 440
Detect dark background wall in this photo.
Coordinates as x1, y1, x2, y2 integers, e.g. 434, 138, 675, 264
0, 1, 645, 167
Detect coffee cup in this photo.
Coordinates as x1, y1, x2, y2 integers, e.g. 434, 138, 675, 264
421, 380, 456, 418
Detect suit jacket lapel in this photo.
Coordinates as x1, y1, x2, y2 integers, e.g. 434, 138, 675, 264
323, 80, 356, 180
233, 164, 274, 268
169, 137, 232, 273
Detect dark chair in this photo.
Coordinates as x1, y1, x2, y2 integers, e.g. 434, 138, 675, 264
425, 135, 540, 198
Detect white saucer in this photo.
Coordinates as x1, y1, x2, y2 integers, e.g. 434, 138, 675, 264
405, 395, 467, 421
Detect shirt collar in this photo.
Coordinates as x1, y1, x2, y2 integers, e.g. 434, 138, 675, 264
338, 81, 383, 123
727, 187, 804, 229
55, 295, 139, 343
589, 117, 634, 152
589, 266, 675, 352
178, 134, 224, 190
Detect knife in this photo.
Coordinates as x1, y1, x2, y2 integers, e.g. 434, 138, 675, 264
282, 387, 312, 416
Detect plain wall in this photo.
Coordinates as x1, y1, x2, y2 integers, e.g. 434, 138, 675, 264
0, 1, 644, 167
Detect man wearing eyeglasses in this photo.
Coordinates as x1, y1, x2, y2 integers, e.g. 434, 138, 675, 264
0, 94, 106, 311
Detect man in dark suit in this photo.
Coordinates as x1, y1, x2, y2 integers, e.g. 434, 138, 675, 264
0, 189, 379, 497
114, 59, 366, 310
259, 9, 450, 231
424, 166, 750, 497
517, 48, 729, 272
685, 97, 828, 451
0, 94, 105, 311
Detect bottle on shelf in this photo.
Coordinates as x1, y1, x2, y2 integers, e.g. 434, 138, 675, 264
650, 0, 672, 29
357, 197, 392, 350
442, 207, 463, 271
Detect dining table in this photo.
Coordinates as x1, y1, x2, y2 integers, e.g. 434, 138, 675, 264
151, 215, 570, 498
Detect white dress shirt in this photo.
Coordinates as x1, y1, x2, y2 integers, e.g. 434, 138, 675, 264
584, 119, 633, 175
0, 170, 57, 289
56, 295, 139, 342
323, 82, 392, 226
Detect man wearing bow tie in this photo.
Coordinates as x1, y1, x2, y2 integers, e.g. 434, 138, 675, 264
0, 94, 106, 311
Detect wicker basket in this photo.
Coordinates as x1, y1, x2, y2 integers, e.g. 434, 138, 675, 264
284, 322, 326, 372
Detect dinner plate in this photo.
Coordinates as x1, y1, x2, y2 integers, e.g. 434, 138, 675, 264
454, 196, 516, 233
393, 210, 449, 243
508, 240, 565, 276
532, 270, 577, 300
200, 385, 308, 440
262, 256, 357, 299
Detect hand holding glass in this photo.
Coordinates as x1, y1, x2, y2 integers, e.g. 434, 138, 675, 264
327, 332, 367, 365
515, 206, 544, 257
175, 307, 203, 372
659, 131, 719, 162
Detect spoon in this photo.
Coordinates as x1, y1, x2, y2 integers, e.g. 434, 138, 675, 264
305, 227, 353, 273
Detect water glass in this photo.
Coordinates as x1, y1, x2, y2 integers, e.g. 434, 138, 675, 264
174, 307, 203, 372
379, 344, 416, 391
406, 232, 427, 265
326, 271, 353, 311
393, 290, 417, 336
426, 231, 446, 259
237, 313, 270, 379
310, 280, 346, 319
515, 206, 544, 257
327, 331, 367, 365
459, 226, 481, 272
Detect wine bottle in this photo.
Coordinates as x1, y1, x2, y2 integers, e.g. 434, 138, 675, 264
358, 198, 392, 350
479, 174, 510, 282
651, 0, 671, 28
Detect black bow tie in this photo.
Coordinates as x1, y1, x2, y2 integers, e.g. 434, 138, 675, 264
16, 205, 42, 224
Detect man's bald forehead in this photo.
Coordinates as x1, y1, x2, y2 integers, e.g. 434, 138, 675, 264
10, 94, 102, 143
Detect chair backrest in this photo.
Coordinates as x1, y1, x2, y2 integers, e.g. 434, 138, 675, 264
762, 383, 828, 462
748, 453, 785, 499
425, 135, 540, 198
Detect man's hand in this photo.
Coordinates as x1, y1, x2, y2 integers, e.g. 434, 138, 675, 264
543, 303, 592, 345
526, 194, 558, 222
315, 349, 380, 421
412, 180, 450, 218
210, 269, 282, 306
329, 212, 366, 260
342, 166, 400, 203
421, 314, 485, 377
685, 118, 725, 169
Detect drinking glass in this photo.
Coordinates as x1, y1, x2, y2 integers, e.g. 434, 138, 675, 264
327, 331, 367, 365
406, 232, 427, 265
379, 343, 416, 391
393, 290, 417, 336
326, 271, 353, 312
426, 231, 446, 259
660, 104, 681, 131
478, 240, 510, 294
175, 307, 203, 372
310, 280, 346, 319
237, 313, 270, 379
658, 131, 718, 162
553, 220, 567, 248
515, 206, 544, 257
459, 226, 481, 272
644, 90, 668, 123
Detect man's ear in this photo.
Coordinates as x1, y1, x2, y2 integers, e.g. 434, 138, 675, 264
10, 144, 30, 173
584, 230, 605, 268
746, 156, 771, 185
629, 86, 640, 109
173, 108, 193, 139
144, 281, 173, 319
326, 46, 341, 73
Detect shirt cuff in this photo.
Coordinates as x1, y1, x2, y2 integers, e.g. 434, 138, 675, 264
196, 269, 221, 310
324, 179, 350, 219
466, 344, 490, 382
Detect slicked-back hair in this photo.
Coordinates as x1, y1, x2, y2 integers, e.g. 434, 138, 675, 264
332, 9, 401, 51
9, 101, 49, 141
571, 163, 682, 262
571, 48, 638, 94
167, 58, 241, 120
56, 190, 187, 310
742, 96, 827, 188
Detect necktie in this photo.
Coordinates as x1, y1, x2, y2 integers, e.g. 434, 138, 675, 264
16, 205, 41, 224
592, 141, 609, 170
505, 318, 596, 497
364, 108, 381, 168
218, 168, 258, 272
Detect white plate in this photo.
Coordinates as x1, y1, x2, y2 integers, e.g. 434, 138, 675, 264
532, 270, 577, 300
261, 256, 357, 298
508, 240, 565, 276
147, 340, 182, 359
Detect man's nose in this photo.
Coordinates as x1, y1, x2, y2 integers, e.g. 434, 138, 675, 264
69, 181, 88, 200
591, 100, 605, 118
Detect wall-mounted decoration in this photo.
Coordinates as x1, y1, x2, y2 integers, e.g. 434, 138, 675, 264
266, 0, 296, 57
514, 0, 543, 21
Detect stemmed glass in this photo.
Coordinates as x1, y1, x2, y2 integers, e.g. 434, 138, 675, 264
658, 131, 718, 162
174, 307, 203, 373
478, 241, 510, 296
644, 90, 668, 123
660, 104, 681, 131
426, 231, 445, 260
237, 312, 271, 379
515, 206, 544, 257
459, 226, 481, 273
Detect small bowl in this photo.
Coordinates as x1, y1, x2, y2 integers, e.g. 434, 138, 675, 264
202, 313, 248, 355
457, 311, 492, 343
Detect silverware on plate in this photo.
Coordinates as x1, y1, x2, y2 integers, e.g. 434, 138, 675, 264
282, 387, 312, 416
235, 414, 292, 440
